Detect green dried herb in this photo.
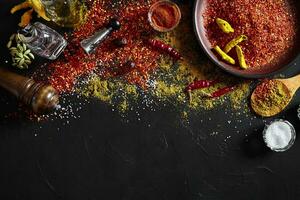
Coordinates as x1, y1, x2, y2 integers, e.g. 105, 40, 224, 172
7, 33, 35, 69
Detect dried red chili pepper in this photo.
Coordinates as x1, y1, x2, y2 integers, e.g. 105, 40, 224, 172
147, 39, 182, 61
209, 85, 235, 98
185, 79, 219, 92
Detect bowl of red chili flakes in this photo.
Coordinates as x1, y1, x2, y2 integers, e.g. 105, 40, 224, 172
194, 0, 300, 78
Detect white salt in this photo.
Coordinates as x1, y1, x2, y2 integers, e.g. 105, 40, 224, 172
264, 121, 292, 149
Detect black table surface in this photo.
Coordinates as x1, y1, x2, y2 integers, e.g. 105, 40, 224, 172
1, 1, 300, 200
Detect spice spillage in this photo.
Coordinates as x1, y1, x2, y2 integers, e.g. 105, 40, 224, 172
30, 1, 251, 117
42, 0, 161, 93
78, 3, 252, 114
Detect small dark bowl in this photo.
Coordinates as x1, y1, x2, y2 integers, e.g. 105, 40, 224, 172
193, 0, 300, 78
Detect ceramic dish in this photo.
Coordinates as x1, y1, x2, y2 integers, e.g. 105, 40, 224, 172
193, 0, 300, 78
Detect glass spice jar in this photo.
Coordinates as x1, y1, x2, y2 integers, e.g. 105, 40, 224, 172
40, 0, 87, 28
20, 22, 67, 60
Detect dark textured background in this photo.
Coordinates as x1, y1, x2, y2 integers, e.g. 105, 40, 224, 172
0, 1, 300, 200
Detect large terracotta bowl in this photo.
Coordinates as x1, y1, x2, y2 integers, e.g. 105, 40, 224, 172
193, 0, 300, 78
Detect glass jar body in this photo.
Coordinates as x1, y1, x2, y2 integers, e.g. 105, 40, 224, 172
41, 0, 87, 28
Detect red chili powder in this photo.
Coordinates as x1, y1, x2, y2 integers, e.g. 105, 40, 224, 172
252, 79, 279, 100
150, 2, 180, 30
204, 0, 298, 68
41, 0, 161, 93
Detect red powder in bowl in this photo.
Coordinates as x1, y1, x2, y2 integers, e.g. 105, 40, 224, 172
149, 1, 181, 32
204, 0, 298, 69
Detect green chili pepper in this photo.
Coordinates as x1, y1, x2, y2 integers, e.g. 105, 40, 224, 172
213, 45, 235, 65
224, 35, 248, 53
235, 45, 248, 69
216, 18, 234, 34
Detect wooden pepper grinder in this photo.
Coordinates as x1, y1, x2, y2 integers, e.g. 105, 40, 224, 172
0, 68, 59, 113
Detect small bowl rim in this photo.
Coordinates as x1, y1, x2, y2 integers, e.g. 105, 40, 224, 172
193, 0, 299, 79
148, 0, 182, 33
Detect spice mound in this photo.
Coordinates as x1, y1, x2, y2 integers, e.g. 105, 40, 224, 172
251, 79, 291, 117
263, 119, 296, 152
149, 0, 181, 32
204, 0, 298, 69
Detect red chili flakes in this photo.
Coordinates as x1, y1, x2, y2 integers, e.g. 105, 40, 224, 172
252, 79, 281, 100
204, 0, 298, 68
42, 0, 161, 93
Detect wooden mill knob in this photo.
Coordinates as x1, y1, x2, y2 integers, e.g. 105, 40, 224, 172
0, 67, 59, 113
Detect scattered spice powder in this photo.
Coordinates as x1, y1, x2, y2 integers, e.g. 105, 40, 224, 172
251, 79, 291, 117
230, 82, 250, 109
204, 0, 298, 68
81, 77, 112, 103
154, 81, 183, 100
31, 1, 251, 118
80, 74, 139, 113
37, 0, 160, 93
79, 5, 251, 115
